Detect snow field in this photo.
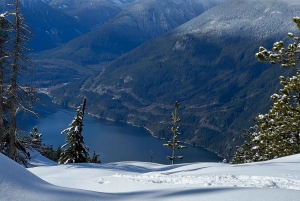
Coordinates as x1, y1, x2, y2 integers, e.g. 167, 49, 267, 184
112, 173, 300, 189
2, 151, 300, 200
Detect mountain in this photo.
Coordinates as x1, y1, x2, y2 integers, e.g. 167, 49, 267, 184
51, 0, 300, 159
47, 0, 124, 31
0, 0, 87, 52
38, 0, 225, 65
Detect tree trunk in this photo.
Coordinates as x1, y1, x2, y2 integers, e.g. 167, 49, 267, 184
0, 16, 9, 152
8, 0, 21, 159
0, 45, 3, 151
82, 97, 86, 116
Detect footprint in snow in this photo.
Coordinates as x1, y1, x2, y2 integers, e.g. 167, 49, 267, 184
97, 178, 109, 184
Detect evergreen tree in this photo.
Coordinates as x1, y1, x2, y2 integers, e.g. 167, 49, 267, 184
19, 126, 52, 156
6, 0, 35, 167
0, 13, 11, 153
163, 101, 187, 164
89, 151, 101, 163
0, 1, 35, 166
55, 146, 62, 161
232, 17, 300, 164
59, 98, 90, 164
30, 126, 42, 145
42, 145, 62, 162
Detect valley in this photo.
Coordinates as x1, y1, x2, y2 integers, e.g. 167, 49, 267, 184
11, 0, 299, 160
19, 96, 223, 164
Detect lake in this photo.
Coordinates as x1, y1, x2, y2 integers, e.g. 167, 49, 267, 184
19, 99, 223, 164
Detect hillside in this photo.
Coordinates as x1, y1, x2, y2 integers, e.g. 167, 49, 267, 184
37, 0, 225, 65
28, 0, 225, 91
51, 0, 299, 159
1, 152, 300, 200
47, 0, 123, 31
0, 0, 87, 51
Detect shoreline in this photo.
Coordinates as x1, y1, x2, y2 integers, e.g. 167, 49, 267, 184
87, 111, 224, 160
46, 93, 225, 161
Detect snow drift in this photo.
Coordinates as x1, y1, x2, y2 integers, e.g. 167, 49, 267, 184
1, 152, 300, 200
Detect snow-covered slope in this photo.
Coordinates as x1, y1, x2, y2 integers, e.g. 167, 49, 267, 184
110, 0, 226, 38
175, 0, 300, 39
1, 152, 300, 200
0, 153, 103, 201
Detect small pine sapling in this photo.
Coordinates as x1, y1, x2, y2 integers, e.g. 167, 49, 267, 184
30, 126, 42, 145
89, 151, 101, 163
163, 101, 187, 164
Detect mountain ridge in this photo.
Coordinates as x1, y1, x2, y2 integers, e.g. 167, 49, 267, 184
0, 0, 87, 51
37, 0, 225, 65
50, 0, 300, 159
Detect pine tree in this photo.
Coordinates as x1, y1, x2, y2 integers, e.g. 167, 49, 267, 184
30, 126, 42, 145
232, 17, 300, 164
0, 1, 37, 166
163, 101, 187, 164
58, 98, 90, 164
42, 145, 62, 162
231, 129, 255, 164
0, 13, 11, 153
19, 126, 51, 156
6, 0, 34, 166
89, 151, 101, 163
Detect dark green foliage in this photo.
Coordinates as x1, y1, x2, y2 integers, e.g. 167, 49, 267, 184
88, 151, 101, 163
58, 98, 90, 164
255, 16, 300, 69
42, 146, 62, 162
163, 102, 187, 164
58, 98, 101, 164
232, 72, 300, 163
233, 18, 300, 164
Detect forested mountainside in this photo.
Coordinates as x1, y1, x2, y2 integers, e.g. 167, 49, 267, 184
11, 0, 300, 159
47, 0, 123, 31
37, 0, 225, 65
26, 0, 224, 92
50, 0, 300, 159
0, 0, 86, 51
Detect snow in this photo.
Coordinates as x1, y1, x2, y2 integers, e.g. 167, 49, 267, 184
0, 153, 102, 201
111, 0, 124, 4
28, 150, 57, 167
174, 0, 300, 41
1, 152, 300, 200
109, 0, 135, 5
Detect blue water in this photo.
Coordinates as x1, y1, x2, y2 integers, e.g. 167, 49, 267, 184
19, 101, 223, 164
